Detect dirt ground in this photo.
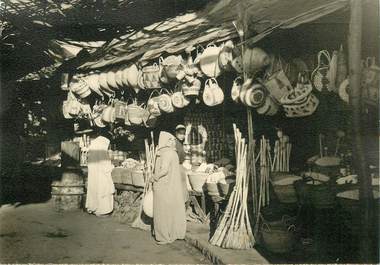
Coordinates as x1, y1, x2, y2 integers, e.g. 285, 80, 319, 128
0, 201, 210, 264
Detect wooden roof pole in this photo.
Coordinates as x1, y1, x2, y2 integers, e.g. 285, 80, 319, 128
348, 0, 373, 261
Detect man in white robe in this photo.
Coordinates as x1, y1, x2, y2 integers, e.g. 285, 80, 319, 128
86, 135, 115, 216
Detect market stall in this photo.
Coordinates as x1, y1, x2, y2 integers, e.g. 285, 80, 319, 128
53, 0, 378, 261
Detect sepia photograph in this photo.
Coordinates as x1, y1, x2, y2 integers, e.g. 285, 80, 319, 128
0, 0, 379, 264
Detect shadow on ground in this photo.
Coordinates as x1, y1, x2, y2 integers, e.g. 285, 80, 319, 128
0, 163, 60, 207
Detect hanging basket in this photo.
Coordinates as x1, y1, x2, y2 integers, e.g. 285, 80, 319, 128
158, 90, 175, 113
142, 63, 161, 89
127, 101, 146, 125
182, 78, 202, 97
159, 55, 183, 80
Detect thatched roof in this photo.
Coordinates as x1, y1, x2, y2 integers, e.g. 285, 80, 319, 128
78, 0, 349, 71
9, 0, 350, 81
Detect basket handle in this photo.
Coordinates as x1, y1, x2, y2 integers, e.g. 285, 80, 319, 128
262, 222, 271, 232
161, 88, 173, 95
317, 50, 331, 66
148, 89, 162, 101
159, 56, 164, 65
210, 77, 218, 86
288, 224, 296, 232
282, 215, 293, 226
234, 76, 243, 84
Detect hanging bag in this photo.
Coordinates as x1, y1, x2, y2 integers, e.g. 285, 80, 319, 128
158, 89, 175, 113
244, 82, 266, 108
84, 73, 103, 97
203, 78, 224, 106
172, 84, 190, 109
264, 56, 293, 104
127, 98, 146, 125
142, 63, 161, 89
147, 89, 162, 116
198, 43, 222, 78
231, 76, 243, 103
218, 40, 235, 72
281, 74, 319, 118
311, 50, 331, 92
62, 91, 81, 119
92, 99, 107, 128
159, 55, 183, 80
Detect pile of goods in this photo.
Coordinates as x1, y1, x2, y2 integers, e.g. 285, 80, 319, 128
210, 124, 255, 249
111, 158, 145, 187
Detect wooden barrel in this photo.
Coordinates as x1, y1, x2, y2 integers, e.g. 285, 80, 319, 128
51, 167, 85, 211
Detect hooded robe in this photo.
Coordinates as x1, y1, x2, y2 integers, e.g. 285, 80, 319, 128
153, 132, 187, 244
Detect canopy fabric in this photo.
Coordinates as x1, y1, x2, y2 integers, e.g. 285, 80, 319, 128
79, 0, 349, 71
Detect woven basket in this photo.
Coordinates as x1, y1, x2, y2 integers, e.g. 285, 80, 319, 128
158, 93, 174, 113
188, 172, 208, 192
271, 173, 301, 204
295, 178, 336, 209
273, 184, 298, 204
206, 182, 219, 196
261, 223, 296, 254
218, 181, 235, 197
127, 104, 145, 125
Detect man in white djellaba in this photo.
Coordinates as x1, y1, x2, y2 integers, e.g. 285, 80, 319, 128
86, 130, 115, 216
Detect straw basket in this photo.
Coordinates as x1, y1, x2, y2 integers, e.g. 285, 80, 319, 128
218, 179, 235, 197
188, 172, 208, 192
271, 173, 301, 204
295, 178, 336, 209
261, 223, 296, 254
206, 182, 219, 196
308, 182, 336, 209
127, 104, 145, 125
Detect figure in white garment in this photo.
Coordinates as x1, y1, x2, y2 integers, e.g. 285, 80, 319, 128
86, 135, 115, 216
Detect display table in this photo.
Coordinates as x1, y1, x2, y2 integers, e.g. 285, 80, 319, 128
114, 183, 144, 193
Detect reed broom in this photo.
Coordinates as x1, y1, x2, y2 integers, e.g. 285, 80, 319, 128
210, 125, 254, 249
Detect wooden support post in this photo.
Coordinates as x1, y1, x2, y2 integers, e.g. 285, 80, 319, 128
348, 0, 373, 261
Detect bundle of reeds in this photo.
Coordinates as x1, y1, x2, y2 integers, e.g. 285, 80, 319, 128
209, 124, 255, 249
272, 130, 292, 172
132, 132, 156, 230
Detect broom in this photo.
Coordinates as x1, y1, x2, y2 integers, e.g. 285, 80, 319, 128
210, 125, 255, 249
210, 126, 241, 246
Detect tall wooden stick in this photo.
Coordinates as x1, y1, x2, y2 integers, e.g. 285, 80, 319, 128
348, 0, 372, 261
